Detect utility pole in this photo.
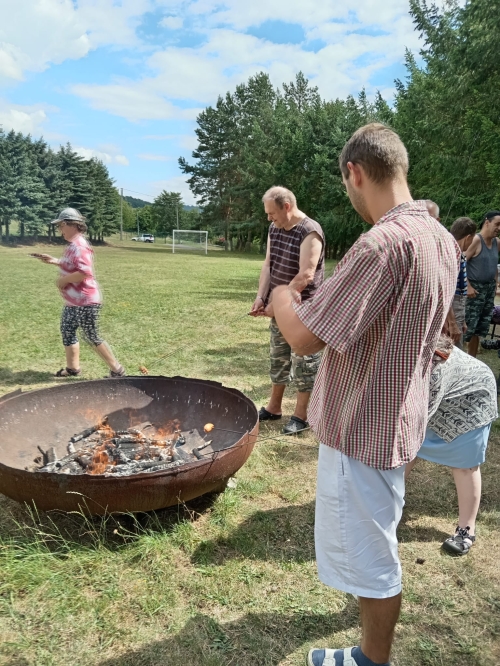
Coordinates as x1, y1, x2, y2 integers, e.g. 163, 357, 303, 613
176, 204, 179, 230
136, 209, 139, 236
120, 188, 123, 241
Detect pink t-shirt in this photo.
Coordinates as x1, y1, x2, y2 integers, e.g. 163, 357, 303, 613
58, 234, 102, 306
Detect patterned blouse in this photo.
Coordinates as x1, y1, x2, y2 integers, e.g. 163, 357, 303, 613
295, 201, 460, 470
428, 346, 497, 442
58, 234, 102, 307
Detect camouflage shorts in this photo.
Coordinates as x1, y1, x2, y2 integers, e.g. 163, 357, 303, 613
464, 279, 496, 341
269, 318, 321, 392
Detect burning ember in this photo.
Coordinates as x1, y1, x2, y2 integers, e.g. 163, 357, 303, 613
30, 416, 212, 476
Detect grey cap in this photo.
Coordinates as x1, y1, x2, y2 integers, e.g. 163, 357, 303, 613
50, 207, 84, 224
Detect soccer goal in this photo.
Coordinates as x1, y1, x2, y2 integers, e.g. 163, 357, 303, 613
172, 230, 208, 255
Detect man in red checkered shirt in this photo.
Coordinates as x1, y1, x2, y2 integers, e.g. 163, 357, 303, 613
271, 124, 460, 666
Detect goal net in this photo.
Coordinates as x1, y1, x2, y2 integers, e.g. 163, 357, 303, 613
172, 230, 208, 255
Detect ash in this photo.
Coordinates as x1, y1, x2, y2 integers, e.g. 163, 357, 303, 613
30, 418, 210, 476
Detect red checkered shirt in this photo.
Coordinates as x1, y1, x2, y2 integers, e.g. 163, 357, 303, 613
294, 201, 461, 470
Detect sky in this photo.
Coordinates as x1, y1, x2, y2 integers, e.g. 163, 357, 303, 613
0, 0, 433, 206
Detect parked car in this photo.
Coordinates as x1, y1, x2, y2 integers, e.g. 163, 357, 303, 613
131, 234, 154, 243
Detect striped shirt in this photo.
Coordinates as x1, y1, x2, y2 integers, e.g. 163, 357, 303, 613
58, 234, 102, 307
455, 253, 467, 296
294, 201, 461, 470
268, 217, 324, 303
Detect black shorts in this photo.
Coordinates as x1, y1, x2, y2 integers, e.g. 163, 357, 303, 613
60, 305, 104, 347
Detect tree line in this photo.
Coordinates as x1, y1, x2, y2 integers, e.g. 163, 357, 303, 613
0, 131, 120, 241
121, 192, 202, 238
180, 0, 500, 256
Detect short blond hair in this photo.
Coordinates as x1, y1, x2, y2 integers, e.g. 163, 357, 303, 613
262, 186, 297, 209
339, 123, 409, 184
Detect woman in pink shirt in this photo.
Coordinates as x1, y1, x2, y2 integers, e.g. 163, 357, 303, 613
35, 208, 125, 378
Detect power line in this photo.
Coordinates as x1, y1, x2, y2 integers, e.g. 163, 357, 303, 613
121, 188, 156, 200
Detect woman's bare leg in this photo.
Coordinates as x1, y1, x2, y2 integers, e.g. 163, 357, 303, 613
451, 466, 481, 535
404, 457, 418, 480
95, 341, 122, 372
64, 343, 80, 371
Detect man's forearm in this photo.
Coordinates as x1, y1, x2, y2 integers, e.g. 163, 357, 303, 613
257, 264, 271, 300
289, 269, 315, 293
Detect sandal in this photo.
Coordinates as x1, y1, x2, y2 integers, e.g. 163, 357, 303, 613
283, 415, 309, 435
109, 365, 126, 378
54, 367, 81, 377
307, 647, 359, 666
258, 407, 282, 421
442, 526, 475, 556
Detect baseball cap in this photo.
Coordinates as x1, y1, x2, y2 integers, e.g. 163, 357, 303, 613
50, 207, 85, 224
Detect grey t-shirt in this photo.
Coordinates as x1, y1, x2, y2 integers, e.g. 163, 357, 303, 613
467, 235, 498, 283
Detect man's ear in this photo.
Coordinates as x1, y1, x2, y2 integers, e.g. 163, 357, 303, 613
347, 161, 363, 187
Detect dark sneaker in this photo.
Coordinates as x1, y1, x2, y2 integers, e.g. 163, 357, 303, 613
282, 415, 309, 435
480, 338, 500, 350
109, 365, 126, 377
442, 526, 475, 556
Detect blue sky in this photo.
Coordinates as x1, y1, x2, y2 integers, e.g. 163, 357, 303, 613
0, 0, 425, 205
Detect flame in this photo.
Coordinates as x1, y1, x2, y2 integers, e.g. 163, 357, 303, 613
87, 443, 116, 475
156, 419, 181, 440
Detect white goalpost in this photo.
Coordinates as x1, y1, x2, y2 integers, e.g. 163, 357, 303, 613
172, 230, 208, 255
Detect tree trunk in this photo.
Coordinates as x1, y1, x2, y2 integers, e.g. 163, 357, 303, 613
20, 222, 25, 238
245, 228, 253, 252
5, 218, 10, 241
260, 224, 267, 254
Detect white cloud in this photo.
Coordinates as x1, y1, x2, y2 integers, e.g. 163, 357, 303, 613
71, 81, 201, 121
138, 153, 172, 161
0, 100, 52, 133
159, 16, 183, 30
151, 175, 197, 205
70, 1, 423, 121
74, 145, 129, 165
0, 0, 151, 81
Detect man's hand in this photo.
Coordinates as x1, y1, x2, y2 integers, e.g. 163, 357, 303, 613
249, 296, 266, 317
287, 280, 304, 306
467, 283, 478, 299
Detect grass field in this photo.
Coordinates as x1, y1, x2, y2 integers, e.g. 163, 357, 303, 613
0, 240, 499, 666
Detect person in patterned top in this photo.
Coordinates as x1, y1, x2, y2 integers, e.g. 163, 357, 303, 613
406, 335, 497, 556
271, 124, 460, 666
35, 208, 125, 378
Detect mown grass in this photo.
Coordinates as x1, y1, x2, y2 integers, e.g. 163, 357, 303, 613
0, 240, 499, 666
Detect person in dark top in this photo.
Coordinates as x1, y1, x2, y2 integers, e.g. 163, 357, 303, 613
464, 210, 500, 356
249, 186, 324, 434
449, 217, 477, 348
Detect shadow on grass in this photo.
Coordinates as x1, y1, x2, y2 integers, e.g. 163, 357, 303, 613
192, 502, 316, 566
97, 603, 359, 666
0, 367, 55, 387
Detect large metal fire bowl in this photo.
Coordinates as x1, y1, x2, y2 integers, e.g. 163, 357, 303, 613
0, 376, 258, 515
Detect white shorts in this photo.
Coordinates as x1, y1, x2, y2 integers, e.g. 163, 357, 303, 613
315, 444, 405, 599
